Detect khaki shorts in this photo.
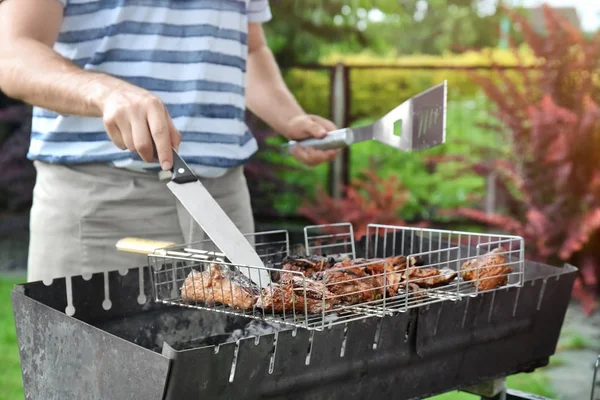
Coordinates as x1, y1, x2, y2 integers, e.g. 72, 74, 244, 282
26, 161, 255, 283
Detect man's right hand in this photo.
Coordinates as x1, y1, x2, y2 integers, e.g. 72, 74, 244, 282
0, 0, 181, 171
101, 88, 181, 171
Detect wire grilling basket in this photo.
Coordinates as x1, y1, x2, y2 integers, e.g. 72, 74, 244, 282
147, 223, 524, 331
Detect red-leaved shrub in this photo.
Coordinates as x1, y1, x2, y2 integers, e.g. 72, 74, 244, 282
298, 170, 427, 240
435, 5, 600, 314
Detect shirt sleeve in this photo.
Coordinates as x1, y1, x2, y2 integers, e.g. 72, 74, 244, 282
248, 0, 272, 23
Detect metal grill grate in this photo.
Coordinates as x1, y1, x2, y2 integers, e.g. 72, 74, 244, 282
147, 223, 525, 331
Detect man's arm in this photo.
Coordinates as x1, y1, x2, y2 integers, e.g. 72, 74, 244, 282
245, 22, 338, 166
0, 0, 180, 170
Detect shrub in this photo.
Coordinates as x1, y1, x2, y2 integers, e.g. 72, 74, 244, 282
298, 169, 428, 240
0, 99, 35, 214
281, 48, 536, 122
434, 5, 600, 314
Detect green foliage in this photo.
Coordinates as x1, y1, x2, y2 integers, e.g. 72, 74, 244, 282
282, 49, 535, 123
0, 276, 25, 400
266, 50, 534, 220
264, 1, 522, 64
281, 68, 331, 117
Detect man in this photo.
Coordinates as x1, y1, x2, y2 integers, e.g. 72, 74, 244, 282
0, 0, 338, 282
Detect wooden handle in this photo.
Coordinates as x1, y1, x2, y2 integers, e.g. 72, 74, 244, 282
116, 237, 177, 255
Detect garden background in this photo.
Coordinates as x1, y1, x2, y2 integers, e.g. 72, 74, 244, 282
1, 1, 599, 399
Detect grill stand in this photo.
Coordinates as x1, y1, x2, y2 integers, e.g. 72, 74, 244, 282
11, 257, 577, 400
466, 378, 554, 399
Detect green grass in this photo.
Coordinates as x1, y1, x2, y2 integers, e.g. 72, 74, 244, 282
556, 331, 592, 351
423, 370, 556, 399
0, 275, 25, 400
0, 275, 559, 400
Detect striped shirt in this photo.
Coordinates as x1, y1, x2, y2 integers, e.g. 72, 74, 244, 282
28, 0, 271, 178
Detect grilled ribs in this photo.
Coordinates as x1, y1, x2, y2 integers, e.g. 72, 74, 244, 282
255, 276, 340, 314
461, 247, 512, 290
181, 264, 259, 311
273, 255, 336, 282
403, 267, 458, 288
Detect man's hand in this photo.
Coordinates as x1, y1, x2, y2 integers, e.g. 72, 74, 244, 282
284, 114, 339, 166
101, 86, 181, 170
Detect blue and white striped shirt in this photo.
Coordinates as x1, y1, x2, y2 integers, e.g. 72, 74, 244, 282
28, 0, 271, 177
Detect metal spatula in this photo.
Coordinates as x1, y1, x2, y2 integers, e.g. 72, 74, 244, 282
284, 81, 447, 152
164, 149, 271, 286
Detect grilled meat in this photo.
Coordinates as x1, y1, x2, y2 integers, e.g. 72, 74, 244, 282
362, 258, 402, 296
407, 282, 426, 303
273, 254, 336, 282
317, 260, 384, 304
255, 276, 339, 314
403, 266, 458, 288
181, 264, 259, 311
461, 247, 512, 290
310, 255, 421, 302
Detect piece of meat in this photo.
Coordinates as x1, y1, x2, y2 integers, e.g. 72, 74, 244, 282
396, 282, 427, 304
313, 255, 419, 300
460, 247, 513, 290
180, 264, 259, 311
407, 282, 426, 303
318, 262, 384, 304
403, 267, 458, 288
273, 254, 336, 282
255, 276, 340, 314
362, 258, 402, 296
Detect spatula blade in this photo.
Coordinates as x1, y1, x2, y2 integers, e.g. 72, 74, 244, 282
165, 149, 271, 287
410, 80, 447, 151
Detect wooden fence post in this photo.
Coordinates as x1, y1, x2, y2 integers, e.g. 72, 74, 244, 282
327, 62, 350, 199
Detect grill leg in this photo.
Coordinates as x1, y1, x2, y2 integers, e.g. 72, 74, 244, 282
481, 391, 506, 400
463, 378, 506, 399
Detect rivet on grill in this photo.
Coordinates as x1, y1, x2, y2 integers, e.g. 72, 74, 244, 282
42, 278, 53, 286
268, 332, 279, 374
82, 272, 92, 281
340, 324, 349, 357
536, 279, 547, 311
373, 318, 383, 350
512, 287, 521, 317
305, 331, 314, 365
65, 276, 76, 316
228, 340, 240, 383
404, 318, 411, 342
461, 297, 470, 329
137, 266, 146, 305
433, 303, 443, 336
488, 291, 496, 323
177, 168, 185, 174
102, 271, 112, 311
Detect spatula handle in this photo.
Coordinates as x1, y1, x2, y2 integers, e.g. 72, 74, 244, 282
284, 128, 352, 151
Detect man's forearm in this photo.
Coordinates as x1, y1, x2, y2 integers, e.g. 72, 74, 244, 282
0, 38, 130, 117
245, 45, 307, 136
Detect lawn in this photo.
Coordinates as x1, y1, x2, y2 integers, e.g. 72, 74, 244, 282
0, 274, 557, 400
0, 275, 25, 400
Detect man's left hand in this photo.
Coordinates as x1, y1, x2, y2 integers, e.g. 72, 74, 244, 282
284, 114, 339, 166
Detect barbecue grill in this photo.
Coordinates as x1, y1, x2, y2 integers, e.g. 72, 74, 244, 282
11, 222, 578, 400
